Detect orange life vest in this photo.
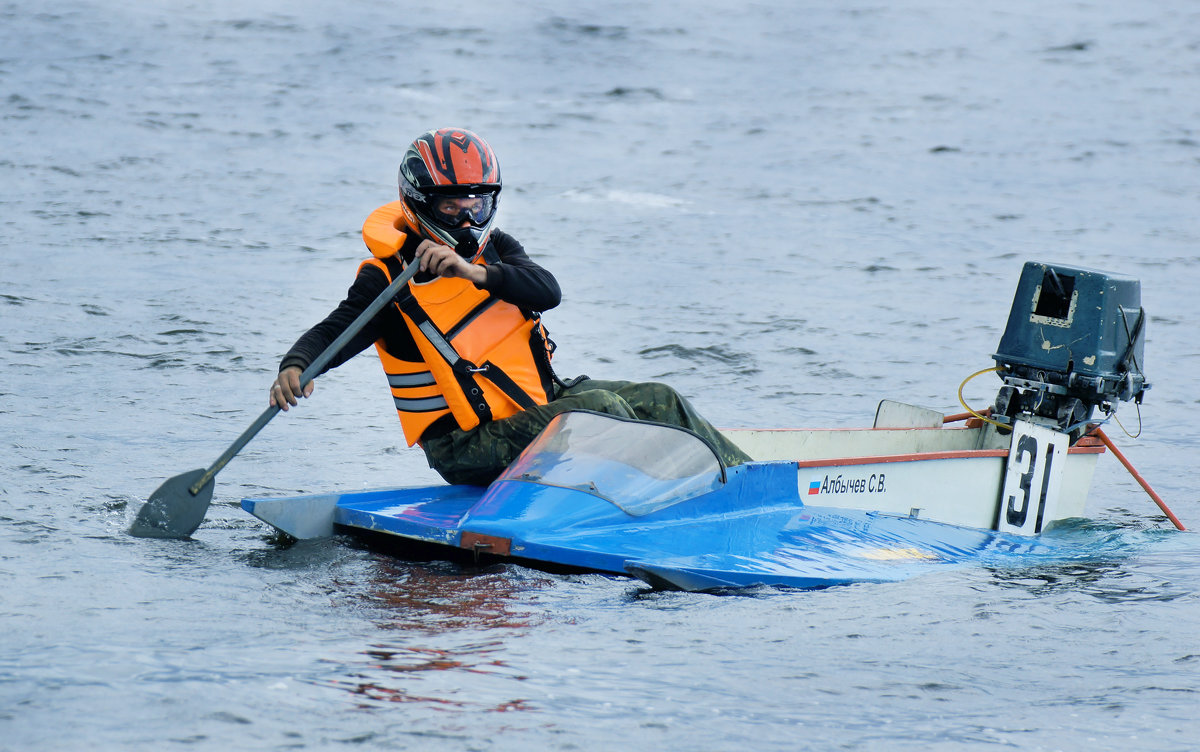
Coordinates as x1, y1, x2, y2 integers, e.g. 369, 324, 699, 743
360, 202, 555, 446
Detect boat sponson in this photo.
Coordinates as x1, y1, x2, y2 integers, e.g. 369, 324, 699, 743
335, 484, 487, 546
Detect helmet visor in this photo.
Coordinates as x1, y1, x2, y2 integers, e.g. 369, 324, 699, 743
428, 193, 496, 229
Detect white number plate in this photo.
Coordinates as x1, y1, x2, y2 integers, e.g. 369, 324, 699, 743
997, 420, 1068, 535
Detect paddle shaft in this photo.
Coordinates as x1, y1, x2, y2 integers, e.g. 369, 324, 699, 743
187, 256, 420, 495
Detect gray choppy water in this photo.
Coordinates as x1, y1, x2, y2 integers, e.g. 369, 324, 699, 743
3, 1, 1200, 750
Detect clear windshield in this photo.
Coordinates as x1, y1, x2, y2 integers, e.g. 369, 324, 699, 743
496, 411, 726, 516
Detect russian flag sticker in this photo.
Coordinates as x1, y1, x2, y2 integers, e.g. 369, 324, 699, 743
808, 480, 820, 495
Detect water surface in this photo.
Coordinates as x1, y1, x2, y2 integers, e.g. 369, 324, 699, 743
2, 2, 1199, 750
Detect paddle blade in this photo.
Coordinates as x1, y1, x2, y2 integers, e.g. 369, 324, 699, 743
128, 468, 215, 539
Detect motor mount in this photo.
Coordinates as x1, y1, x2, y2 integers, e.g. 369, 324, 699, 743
992, 261, 1148, 435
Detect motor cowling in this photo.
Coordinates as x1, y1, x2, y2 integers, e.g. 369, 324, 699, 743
992, 261, 1148, 435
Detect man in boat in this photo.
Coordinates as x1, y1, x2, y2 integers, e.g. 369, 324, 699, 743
269, 127, 750, 486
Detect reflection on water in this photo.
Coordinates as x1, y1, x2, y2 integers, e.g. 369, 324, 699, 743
353, 556, 546, 634
315, 641, 532, 711
311, 557, 548, 711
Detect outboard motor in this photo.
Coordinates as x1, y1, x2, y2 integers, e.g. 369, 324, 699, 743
992, 262, 1148, 438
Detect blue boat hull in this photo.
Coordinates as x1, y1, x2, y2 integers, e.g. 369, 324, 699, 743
241, 410, 1118, 591
244, 459, 1079, 591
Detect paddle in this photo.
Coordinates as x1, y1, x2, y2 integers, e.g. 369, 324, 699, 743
128, 256, 422, 539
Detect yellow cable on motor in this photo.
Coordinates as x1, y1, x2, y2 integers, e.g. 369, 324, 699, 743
957, 366, 1008, 429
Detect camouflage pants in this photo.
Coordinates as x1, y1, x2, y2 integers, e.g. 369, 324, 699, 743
421, 378, 752, 486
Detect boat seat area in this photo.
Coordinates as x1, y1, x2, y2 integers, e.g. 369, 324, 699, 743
721, 425, 1009, 463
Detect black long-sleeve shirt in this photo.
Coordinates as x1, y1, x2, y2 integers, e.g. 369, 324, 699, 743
279, 229, 561, 375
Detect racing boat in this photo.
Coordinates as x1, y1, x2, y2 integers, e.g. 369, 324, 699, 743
243, 261, 1165, 590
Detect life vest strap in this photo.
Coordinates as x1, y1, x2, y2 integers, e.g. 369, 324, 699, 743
416, 319, 461, 365
469, 361, 538, 411
394, 295, 492, 423
401, 296, 538, 416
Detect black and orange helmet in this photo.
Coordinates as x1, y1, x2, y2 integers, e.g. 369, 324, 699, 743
398, 128, 501, 256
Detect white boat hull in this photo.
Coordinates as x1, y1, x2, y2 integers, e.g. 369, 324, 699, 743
722, 418, 1101, 532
